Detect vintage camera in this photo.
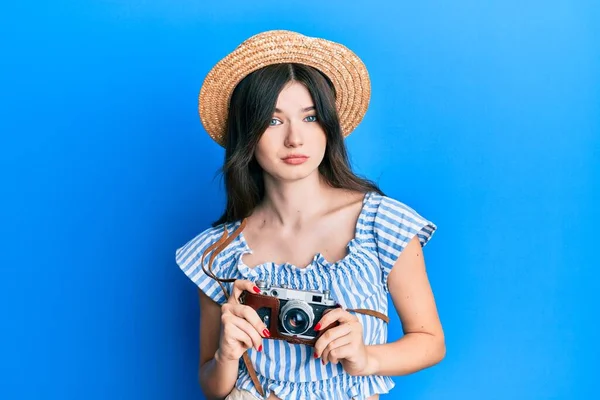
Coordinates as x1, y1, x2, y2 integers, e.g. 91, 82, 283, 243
240, 280, 338, 343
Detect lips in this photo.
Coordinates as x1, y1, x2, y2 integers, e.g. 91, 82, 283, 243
282, 154, 309, 165
282, 155, 308, 161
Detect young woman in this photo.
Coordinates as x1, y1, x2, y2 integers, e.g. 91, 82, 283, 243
176, 30, 445, 400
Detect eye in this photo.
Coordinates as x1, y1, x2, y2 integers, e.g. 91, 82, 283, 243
305, 115, 318, 122
269, 118, 282, 126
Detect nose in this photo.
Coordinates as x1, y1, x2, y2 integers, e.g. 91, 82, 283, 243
284, 121, 303, 148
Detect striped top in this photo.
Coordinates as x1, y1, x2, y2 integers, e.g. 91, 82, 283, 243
175, 192, 437, 400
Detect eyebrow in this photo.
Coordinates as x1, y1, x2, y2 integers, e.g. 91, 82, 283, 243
274, 106, 315, 113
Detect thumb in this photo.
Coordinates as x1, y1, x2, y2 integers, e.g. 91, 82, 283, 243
228, 279, 261, 304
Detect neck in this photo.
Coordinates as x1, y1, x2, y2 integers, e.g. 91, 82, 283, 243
258, 172, 333, 228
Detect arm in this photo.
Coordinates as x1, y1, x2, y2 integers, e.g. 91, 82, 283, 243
197, 281, 269, 399
363, 234, 445, 375
197, 289, 238, 400
314, 235, 445, 376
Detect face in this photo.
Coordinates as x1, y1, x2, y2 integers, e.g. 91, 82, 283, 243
255, 81, 327, 182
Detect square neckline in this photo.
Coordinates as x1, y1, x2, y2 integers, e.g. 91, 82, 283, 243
236, 191, 374, 270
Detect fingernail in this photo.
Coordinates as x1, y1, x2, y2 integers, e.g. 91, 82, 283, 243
253, 286, 261, 293
314, 352, 318, 358
263, 328, 271, 338
258, 345, 262, 352
314, 323, 321, 331
321, 359, 325, 365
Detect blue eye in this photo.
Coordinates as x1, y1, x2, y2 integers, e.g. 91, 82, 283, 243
269, 118, 281, 126
305, 115, 317, 122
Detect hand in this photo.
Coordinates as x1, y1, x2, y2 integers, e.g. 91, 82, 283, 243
215, 280, 271, 364
313, 308, 372, 376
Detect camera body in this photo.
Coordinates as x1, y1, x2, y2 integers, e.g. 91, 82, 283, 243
240, 280, 338, 344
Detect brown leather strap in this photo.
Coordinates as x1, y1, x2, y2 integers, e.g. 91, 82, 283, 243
242, 352, 265, 397
201, 219, 248, 297
201, 217, 389, 398
347, 308, 390, 324
200, 225, 230, 294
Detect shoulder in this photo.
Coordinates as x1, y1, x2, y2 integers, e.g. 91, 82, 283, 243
370, 193, 428, 224
368, 192, 437, 247
175, 222, 239, 305
175, 223, 233, 267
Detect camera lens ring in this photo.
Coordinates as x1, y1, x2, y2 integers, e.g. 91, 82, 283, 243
280, 300, 315, 336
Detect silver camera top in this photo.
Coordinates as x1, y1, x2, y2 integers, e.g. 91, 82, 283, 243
255, 280, 336, 306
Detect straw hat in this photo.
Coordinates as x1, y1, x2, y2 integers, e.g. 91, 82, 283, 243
198, 30, 371, 147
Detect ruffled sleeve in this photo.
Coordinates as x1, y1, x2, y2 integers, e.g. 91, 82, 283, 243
373, 196, 437, 292
175, 225, 229, 305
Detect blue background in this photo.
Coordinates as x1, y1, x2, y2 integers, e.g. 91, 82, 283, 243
1, 1, 598, 399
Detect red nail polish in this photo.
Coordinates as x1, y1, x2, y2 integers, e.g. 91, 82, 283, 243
314, 323, 321, 331
321, 359, 325, 365
258, 345, 262, 352
314, 352, 318, 358
263, 329, 271, 338
253, 286, 261, 293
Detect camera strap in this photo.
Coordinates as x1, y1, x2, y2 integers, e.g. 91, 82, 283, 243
201, 219, 390, 398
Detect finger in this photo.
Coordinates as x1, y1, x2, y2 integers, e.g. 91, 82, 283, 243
222, 319, 254, 351
230, 304, 270, 338
315, 308, 357, 332
229, 315, 264, 351
314, 324, 352, 359
321, 335, 353, 365
228, 280, 261, 304
222, 311, 262, 350
325, 343, 354, 365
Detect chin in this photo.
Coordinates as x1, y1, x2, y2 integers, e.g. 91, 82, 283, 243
272, 165, 320, 182
279, 170, 315, 182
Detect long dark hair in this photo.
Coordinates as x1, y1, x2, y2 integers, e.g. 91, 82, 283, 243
213, 63, 383, 226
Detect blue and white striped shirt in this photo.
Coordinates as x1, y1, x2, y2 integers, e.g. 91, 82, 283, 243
176, 191, 437, 399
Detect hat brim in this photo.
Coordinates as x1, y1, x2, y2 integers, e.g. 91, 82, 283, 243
199, 30, 371, 147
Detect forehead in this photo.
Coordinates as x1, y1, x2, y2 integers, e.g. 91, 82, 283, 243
275, 82, 313, 108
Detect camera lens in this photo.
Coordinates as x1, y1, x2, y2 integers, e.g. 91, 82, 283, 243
283, 309, 309, 334
280, 300, 314, 336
